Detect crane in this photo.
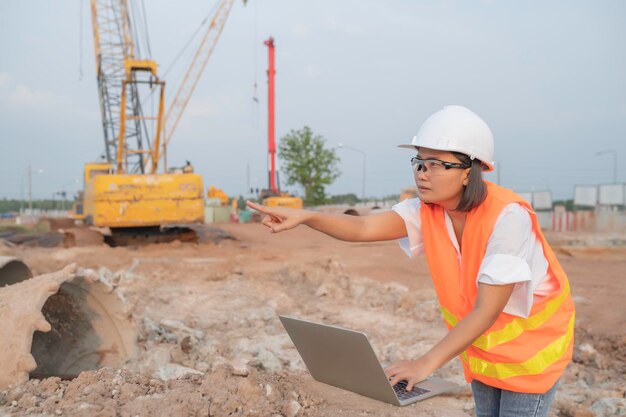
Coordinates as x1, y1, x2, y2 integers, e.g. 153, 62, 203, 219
76, 0, 237, 245
264, 37, 278, 195
259, 37, 302, 209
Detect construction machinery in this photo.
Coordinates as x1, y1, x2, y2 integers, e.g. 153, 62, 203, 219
76, 0, 236, 245
207, 186, 229, 206
400, 187, 418, 202
259, 37, 303, 209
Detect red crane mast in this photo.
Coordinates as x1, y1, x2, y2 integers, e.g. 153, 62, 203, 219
264, 37, 278, 194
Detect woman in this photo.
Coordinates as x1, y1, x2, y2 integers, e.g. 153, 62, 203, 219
247, 105, 574, 417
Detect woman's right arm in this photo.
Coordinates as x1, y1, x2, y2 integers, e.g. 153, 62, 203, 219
246, 201, 407, 242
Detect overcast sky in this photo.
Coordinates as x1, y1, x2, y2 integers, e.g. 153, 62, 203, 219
1, 0, 625, 201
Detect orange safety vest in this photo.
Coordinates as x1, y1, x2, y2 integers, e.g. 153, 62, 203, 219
420, 181, 575, 394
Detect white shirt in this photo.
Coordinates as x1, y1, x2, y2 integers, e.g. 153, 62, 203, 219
392, 198, 558, 318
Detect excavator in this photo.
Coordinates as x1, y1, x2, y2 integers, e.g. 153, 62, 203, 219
72, 0, 237, 245
259, 37, 303, 209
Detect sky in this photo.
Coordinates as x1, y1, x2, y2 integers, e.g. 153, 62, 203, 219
1, 0, 625, 201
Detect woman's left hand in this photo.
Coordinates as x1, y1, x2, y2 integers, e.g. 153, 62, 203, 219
384, 355, 437, 392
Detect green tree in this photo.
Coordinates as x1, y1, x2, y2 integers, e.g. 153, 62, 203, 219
278, 126, 341, 205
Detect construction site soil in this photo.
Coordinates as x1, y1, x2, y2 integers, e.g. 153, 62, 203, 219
0, 224, 624, 416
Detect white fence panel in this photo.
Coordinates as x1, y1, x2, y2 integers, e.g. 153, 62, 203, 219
574, 186, 598, 207
598, 184, 624, 205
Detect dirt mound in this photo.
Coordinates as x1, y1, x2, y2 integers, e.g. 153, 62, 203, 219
124, 259, 625, 417
39, 218, 76, 231
60, 227, 105, 247
0, 365, 326, 417
554, 328, 626, 417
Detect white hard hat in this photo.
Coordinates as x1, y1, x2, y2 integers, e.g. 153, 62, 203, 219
398, 105, 494, 171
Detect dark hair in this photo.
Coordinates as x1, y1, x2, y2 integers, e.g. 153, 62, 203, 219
451, 151, 487, 212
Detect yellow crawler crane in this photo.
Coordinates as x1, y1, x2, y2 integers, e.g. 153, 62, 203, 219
83, 0, 235, 245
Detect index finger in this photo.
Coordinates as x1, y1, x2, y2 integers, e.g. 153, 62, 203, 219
247, 200, 271, 214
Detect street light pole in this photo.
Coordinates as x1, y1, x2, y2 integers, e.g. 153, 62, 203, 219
596, 150, 618, 184
26, 165, 44, 216
28, 164, 32, 215
337, 143, 366, 202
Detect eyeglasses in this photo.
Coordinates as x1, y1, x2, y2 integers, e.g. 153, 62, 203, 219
410, 157, 470, 176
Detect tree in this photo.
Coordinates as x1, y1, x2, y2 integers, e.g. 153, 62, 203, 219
278, 126, 341, 205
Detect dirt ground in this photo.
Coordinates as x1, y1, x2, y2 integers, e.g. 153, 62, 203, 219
0, 223, 624, 417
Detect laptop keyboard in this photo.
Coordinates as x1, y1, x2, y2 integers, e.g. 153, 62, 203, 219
393, 380, 430, 400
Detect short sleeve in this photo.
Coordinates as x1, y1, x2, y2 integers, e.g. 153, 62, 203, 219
477, 203, 535, 318
391, 198, 424, 258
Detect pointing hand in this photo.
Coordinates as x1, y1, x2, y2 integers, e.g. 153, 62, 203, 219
246, 201, 311, 233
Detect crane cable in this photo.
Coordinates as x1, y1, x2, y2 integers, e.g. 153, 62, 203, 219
163, 0, 221, 80
138, 1, 220, 110
140, 0, 152, 58
251, 0, 259, 127
78, 0, 84, 80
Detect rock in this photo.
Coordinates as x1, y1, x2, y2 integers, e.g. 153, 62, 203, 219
281, 400, 301, 417
230, 359, 250, 377
575, 343, 607, 368
154, 364, 203, 381
138, 345, 171, 374
142, 317, 177, 343
180, 336, 193, 354
463, 400, 475, 412
17, 393, 38, 409
38, 377, 61, 396
97, 267, 116, 292
235, 378, 263, 400
246, 306, 275, 322
250, 348, 282, 372
590, 398, 626, 416
314, 284, 329, 297
195, 361, 210, 373
160, 319, 204, 340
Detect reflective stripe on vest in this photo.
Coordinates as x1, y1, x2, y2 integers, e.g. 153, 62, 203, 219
441, 280, 571, 351
459, 313, 575, 379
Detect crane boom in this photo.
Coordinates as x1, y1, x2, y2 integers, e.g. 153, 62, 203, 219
163, 0, 235, 154
90, 0, 150, 173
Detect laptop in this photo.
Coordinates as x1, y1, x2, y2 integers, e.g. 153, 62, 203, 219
279, 315, 458, 406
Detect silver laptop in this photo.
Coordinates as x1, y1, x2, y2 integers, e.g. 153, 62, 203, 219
279, 315, 458, 406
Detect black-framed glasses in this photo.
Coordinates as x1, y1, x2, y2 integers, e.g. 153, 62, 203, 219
410, 157, 470, 176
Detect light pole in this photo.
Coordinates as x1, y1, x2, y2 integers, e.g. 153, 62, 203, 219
21, 165, 44, 215
337, 143, 366, 202
595, 149, 617, 184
